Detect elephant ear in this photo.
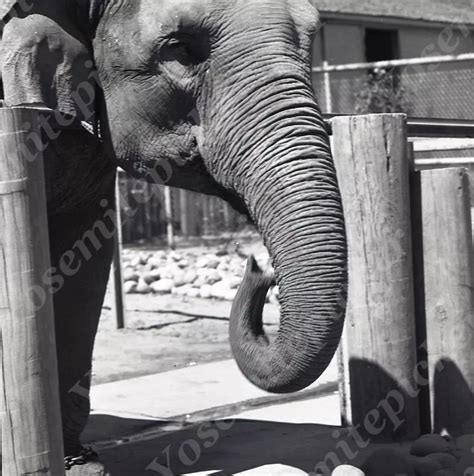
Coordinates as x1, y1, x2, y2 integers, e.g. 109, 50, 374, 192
0, 4, 97, 122
0, 0, 18, 22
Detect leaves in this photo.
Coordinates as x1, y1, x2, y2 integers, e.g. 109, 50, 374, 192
354, 68, 413, 115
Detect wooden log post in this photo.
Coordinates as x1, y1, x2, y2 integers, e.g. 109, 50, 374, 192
0, 108, 65, 474
164, 186, 175, 249
202, 195, 210, 237
143, 182, 153, 241
188, 191, 199, 236
332, 114, 420, 441
222, 202, 231, 231
417, 168, 474, 435
179, 189, 189, 238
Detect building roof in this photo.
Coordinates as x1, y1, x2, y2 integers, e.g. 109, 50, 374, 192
315, 0, 474, 26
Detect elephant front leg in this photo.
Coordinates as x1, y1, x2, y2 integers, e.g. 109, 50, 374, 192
47, 186, 115, 468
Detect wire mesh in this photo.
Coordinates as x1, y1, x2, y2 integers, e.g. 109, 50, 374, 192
313, 58, 474, 120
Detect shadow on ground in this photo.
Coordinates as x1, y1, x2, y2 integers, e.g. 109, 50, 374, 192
85, 415, 349, 476
84, 357, 474, 475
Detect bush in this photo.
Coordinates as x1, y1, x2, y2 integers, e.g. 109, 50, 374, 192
355, 68, 413, 114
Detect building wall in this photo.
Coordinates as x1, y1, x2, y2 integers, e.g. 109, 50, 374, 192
398, 24, 474, 58
312, 23, 365, 112
312, 19, 474, 118
314, 20, 474, 65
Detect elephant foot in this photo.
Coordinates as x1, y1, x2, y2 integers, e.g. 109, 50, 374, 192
65, 447, 109, 475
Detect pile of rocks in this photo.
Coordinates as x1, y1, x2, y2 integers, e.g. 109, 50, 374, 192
121, 249, 279, 303
331, 433, 474, 476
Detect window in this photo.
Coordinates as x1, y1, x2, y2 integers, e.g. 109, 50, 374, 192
365, 28, 399, 62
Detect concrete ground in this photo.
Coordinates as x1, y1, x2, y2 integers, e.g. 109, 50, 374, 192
83, 358, 415, 476
82, 358, 366, 475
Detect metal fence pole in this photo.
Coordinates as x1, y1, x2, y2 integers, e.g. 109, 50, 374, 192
113, 172, 125, 329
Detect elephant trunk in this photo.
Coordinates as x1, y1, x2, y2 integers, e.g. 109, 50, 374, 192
221, 84, 347, 393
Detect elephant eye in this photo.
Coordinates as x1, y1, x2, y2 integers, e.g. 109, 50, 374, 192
163, 35, 208, 66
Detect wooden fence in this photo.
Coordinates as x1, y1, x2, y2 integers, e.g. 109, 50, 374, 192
333, 114, 474, 439
2, 110, 474, 475
117, 172, 249, 244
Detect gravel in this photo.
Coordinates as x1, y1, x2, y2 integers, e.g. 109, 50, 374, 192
120, 248, 279, 303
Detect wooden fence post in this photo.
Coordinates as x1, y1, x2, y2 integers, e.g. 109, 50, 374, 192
179, 189, 189, 238
417, 168, 474, 435
0, 108, 65, 474
164, 186, 175, 249
202, 195, 210, 236
332, 114, 420, 441
188, 191, 199, 236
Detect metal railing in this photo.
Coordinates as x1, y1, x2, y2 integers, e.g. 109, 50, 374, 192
324, 115, 474, 138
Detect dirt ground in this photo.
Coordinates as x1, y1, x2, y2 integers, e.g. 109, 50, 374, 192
93, 238, 279, 386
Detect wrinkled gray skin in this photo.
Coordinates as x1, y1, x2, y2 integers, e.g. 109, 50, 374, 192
0, 0, 347, 465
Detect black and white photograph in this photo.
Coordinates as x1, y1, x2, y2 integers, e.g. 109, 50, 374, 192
0, 0, 473, 474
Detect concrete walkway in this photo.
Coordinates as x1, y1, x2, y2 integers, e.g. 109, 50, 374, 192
88, 357, 339, 423
83, 358, 384, 475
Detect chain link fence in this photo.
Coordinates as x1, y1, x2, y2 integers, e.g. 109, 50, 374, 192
312, 54, 474, 121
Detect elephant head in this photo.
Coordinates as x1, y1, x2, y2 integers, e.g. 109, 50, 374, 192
0, 0, 347, 393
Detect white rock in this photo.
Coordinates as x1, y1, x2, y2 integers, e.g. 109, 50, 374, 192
169, 251, 181, 261
140, 263, 154, 272
129, 256, 140, 268
205, 258, 220, 269
160, 266, 180, 280
195, 257, 209, 269
205, 270, 222, 285
196, 267, 209, 277
331, 465, 365, 476
135, 279, 151, 294
186, 288, 200, 298
230, 266, 245, 277
153, 250, 166, 260
217, 262, 229, 272
142, 269, 161, 284
256, 252, 270, 268
224, 289, 238, 301
183, 271, 198, 285
193, 276, 207, 288
199, 284, 213, 299
239, 464, 307, 475
173, 271, 187, 287
147, 258, 161, 268
269, 294, 280, 305
211, 281, 230, 300
173, 285, 192, 296
228, 276, 242, 289
151, 279, 174, 294
123, 268, 139, 282
124, 281, 137, 294
138, 251, 152, 265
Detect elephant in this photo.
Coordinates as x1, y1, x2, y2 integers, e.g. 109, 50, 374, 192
0, 0, 347, 473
